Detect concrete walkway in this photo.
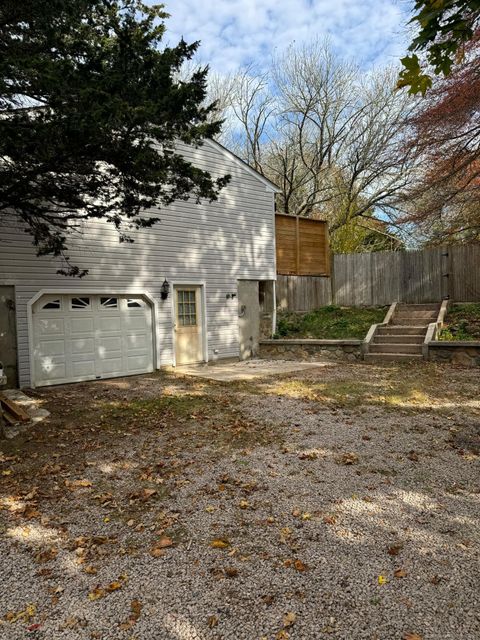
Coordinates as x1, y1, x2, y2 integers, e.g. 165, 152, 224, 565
174, 358, 331, 381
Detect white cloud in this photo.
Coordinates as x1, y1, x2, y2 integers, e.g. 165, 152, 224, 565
163, 0, 412, 72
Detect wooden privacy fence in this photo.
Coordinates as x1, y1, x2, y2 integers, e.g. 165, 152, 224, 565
276, 275, 332, 311
275, 214, 330, 276
276, 244, 480, 311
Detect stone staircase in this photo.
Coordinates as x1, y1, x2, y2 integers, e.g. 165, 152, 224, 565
364, 303, 440, 363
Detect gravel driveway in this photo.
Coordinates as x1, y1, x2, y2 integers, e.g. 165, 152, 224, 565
0, 362, 479, 640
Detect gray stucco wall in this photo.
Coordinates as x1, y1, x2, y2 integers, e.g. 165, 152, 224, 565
0, 141, 276, 386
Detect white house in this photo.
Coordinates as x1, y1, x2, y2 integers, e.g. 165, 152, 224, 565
0, 140, 279, 388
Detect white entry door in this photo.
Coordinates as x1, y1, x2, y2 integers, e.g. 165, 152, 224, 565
32, 294, 154, 386
174, 286, 204, 365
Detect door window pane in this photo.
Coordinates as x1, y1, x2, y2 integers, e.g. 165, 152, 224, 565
100, 297, 118, 309
177, 290, 197, 326
42, 299, 61, 310
71, 297, 90, 310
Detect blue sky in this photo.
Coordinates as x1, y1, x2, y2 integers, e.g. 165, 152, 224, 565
163, 0, 414, 72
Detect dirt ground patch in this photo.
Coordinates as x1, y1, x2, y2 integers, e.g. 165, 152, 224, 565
0, 362, 479, 639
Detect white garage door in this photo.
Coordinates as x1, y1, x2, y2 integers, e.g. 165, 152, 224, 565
32, 294, 154, 386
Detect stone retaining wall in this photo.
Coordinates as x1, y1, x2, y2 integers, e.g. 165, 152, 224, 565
259, 339, 363, 362
428, 341, 480, 367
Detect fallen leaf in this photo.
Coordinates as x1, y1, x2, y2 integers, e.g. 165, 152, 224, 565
51, 586, 64, 595
294, 559, 309, 572
404, 634, 423, 640
5, 603, 36, 624
156, 536, 174, 549
35, 547, 58, 564
131, 599, 142, 618
394, 568, 407, 578
210, 538, 230, 549
66, 479, 92, 489
298, 451, 318, 460
280, 527, 292, 542
276, 631, 290, 640
88, 587, 105, 601
120, 599, 143, 630
378, 575, 388, 585
407, 451, 419, 462
205, 505, 216, 513
84, 566, 97, 575
388, 543, 404, 556
225, 567, 238, 578
337, 452, 359, 465
323, 515, 336, 525
149, 547, 165, 558
239, 500, 250, 509
87, 575, 126, 600
61, 617, 80, 630
283, 612, 297, 628
207, 615, 218, 628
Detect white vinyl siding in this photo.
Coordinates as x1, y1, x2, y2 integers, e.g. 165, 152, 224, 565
0, 140, 276, 387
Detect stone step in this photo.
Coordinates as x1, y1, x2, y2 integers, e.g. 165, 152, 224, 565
364, 353, 424, 363
394, 311, 438, 320
376, 325, 427, 336
369, 343, 422, 354
374, 334, 424, 345
396, 303, 440, 311
391, 317, 433, 326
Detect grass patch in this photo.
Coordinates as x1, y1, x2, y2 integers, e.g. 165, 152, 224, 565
266, 363, 480, 414
275, 305, 387, 340
98, 394, 207, 423
438, 303, 480, 341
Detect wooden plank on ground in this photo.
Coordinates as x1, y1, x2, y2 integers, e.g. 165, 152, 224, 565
0, 393, 30, 422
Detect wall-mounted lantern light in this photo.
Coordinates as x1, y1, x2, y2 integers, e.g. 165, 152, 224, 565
226, 292, 237, 300
161, 279, 170, 300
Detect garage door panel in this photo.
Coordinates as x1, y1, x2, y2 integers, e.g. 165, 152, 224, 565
71, 317, 95, 334
38, 339, 65, 356
100, 358, 124, 375
123, 315, 150, 331
98, 316, 122, 333
37, 318, 65, 335
72, 361, 96, 377
36, 359, 67, 381
98, 336, 122, 352
33, 294, 154, 386
127, 354, 152, 372
71, 338, 95, 355
125, 333, 150, 350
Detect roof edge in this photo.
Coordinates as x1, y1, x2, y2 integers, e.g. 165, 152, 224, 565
204, 138, 281, 193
